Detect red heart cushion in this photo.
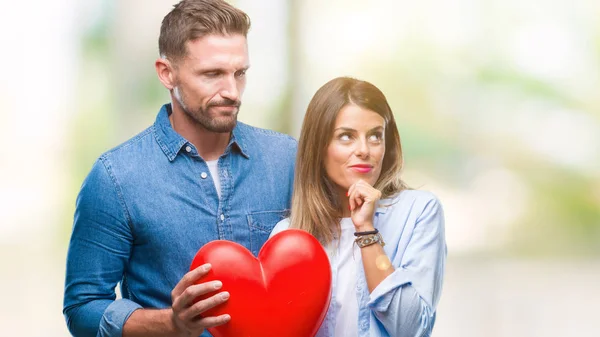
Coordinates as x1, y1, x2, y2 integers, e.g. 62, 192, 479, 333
190, 229, 332, 337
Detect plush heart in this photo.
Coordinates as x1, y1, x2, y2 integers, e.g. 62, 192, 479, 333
190, 229, 332, 337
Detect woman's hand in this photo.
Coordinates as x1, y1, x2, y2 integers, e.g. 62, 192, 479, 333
348, 179, 382, 231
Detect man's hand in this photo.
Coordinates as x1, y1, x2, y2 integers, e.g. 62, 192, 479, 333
171, 263, 231, 337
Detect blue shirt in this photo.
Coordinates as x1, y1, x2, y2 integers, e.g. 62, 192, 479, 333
63, 104, 297, 337
271, 190, 447, 337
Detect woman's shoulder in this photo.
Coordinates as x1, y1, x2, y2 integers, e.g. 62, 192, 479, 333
377, 189, 445, 237
269, 217, 291, 238
384, 189, 440, 206
378, 189, 443, 216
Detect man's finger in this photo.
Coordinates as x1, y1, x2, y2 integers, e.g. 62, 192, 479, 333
174, 281, 223, 312
185, 292, 230, 320
172, 263, 211, 298
192, 314, 231, 330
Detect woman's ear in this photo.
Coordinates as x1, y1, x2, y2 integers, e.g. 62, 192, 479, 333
155, 58, 175, 90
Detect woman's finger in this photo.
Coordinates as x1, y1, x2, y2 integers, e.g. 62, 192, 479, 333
348, 188, 355, 212
355, 192, 364, 207
356, 183, 380, 202
348, 182, 358, 211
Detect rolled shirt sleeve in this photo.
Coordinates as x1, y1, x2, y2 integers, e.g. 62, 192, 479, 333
97, 299, 143, 337
367, 197, 446, 336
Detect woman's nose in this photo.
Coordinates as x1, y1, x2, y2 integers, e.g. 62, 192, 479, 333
354, 138, 370, 158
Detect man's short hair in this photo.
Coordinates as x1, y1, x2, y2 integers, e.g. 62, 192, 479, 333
159, 0, 251, 61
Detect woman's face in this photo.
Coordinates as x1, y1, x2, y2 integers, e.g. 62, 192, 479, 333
324, 104, 386, 192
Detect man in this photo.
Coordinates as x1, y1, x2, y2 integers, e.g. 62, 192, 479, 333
63, 1, 296, 336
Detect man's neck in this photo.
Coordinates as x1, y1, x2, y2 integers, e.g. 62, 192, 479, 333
169, 105, 231, 161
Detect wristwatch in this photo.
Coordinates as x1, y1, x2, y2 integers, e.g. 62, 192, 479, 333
354, 233, 385, 248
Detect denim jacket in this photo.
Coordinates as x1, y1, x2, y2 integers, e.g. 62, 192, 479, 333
271, 190, 447, 337
63, 104, 297, 337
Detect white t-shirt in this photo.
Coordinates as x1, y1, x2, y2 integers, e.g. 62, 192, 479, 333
328, 217, 359, 337
206, 160, 221, 198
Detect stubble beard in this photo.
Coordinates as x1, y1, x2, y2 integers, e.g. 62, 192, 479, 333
173, 86, 240, 133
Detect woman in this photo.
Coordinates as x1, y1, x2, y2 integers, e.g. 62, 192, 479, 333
270, 77, 446, 337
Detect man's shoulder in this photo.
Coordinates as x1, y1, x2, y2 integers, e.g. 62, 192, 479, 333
81, 126, 158, 189
98, 126, 156, 164
236, 122, 297, 147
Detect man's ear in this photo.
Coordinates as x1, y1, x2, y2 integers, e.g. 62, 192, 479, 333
155, 58, 176, 90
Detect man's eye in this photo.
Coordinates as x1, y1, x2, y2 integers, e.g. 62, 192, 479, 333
236, 70, 246, 78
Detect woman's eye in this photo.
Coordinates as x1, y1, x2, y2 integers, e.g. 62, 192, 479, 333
336, 133, 353, 141
369, 133, 382, 142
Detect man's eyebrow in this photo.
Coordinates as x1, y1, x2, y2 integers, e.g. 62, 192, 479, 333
193, 67, 224, 73
191, 65, 250, 74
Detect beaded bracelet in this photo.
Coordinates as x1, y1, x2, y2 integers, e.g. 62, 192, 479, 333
354, 233, 385, 248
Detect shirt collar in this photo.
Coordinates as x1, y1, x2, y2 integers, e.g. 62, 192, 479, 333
153, 103, 249, 162
230, 122, 250, 159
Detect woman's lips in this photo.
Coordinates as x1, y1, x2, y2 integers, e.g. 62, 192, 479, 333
350, 165, 373, 173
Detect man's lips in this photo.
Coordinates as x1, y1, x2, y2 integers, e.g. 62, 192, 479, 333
210, 105, 239, 114
211, 105, 239, 110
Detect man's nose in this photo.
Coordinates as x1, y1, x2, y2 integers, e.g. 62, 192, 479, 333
220, 75, 239, 102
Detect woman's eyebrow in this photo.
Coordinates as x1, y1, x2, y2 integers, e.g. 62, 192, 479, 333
333, 126, 384, 132
333, 127, 356, 132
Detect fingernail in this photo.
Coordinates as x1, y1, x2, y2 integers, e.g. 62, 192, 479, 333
224, 314, 231, 321
213, 281, 222, 289
220, 292, 230, 300
203, 263, 211, 272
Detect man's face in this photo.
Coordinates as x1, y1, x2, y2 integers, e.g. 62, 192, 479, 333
171, 34, 249, 133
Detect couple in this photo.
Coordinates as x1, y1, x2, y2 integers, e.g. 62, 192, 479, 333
63, 1, 446, 336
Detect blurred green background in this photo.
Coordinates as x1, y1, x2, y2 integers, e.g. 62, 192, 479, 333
1, 0, 598, 336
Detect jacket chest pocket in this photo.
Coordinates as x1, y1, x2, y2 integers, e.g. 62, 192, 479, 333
247, 210, 288, 256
